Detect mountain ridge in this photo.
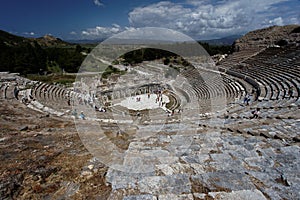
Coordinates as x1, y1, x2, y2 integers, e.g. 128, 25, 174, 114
0, 30, 71, 47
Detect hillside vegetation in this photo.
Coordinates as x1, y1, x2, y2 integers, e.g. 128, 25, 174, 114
0, 31, 90, 75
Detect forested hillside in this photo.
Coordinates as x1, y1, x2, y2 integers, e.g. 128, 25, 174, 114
0, 30, 89, 74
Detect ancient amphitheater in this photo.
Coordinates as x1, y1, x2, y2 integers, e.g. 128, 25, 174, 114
1, 25, 300, 199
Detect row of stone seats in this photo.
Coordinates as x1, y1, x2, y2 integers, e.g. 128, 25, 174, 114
0, 83, 13, 99
180, 68, 247, 105
217, 47, 262, 67
171, 68, 247, 116
244, 46, 299, 74
180, 68, 217, 100
232, 100, 298, 119
165, 91, 181, 111
0, 72, 32, 100
31, 82, 73, 113
244, 49, 300, 96
221, 75, 246, 100
173, 79, 199, 104
243, 49, 299, 99
242, 69, 284, 100
222, 88, 299, 119
222, 46, 300, 102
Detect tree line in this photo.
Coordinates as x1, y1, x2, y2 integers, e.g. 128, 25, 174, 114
119, 43, 232, 65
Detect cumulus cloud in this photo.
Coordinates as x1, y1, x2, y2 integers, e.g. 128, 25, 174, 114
81, 24, 122, 39
78, 0, 299, 40
128, 0, 300, 39
70, 31, 77, 35
94, 0, 103, 7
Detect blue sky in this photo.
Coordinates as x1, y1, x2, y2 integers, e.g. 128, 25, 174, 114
0, 0, 299, 40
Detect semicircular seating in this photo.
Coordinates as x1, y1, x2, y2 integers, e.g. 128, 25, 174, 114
225, 45, 300, 103
18, 44, 299, 127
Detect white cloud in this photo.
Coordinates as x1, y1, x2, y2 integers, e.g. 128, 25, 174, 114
81, 24, 122, 39
128, 0, 300, 39
23, 32, 35, 36
70, 31, 77, 35
269, 17, 284, 26
78, 0, 299, 40
94, 0, 103, 7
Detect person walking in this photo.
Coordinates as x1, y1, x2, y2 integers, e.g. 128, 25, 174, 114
14, 86, 19, 100
251, 108, 261, 119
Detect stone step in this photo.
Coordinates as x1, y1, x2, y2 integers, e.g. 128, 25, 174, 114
205, 189, 267, 200
191, 170, 256, 193
137, 174, 191, 195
